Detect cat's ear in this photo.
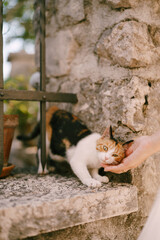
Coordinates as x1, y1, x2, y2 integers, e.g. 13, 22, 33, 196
102, 126, 110, 138
122, 140, 134, 151
109, 126, 114, 140
102, 126, 114, 139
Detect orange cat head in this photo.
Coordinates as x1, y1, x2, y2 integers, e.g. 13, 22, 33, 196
96, 126, 133, 165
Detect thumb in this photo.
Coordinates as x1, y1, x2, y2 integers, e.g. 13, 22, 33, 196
125, 145, 134, 157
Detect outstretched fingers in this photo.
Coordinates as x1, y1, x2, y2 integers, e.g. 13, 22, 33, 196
101, 161, 129, 174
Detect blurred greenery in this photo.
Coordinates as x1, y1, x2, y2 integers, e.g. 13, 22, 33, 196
3, 0, 35, 44
2, 0, 38, 133
4, 76, 38, 133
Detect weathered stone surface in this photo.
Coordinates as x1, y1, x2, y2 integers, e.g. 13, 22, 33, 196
96, 21, 156, 68
55, 0, 85, 27
150, 27, 160, 47
101, 76, 150, 133
46, 15, 58, 37
0, 174, 138, 240
107, 0, 138, 9
73, 75, 150, 138
143, 81, 160, 134
22, 212, 142, 240
70, 52, 99, 82
32, 0, 160, 239
46, 30, 79, 77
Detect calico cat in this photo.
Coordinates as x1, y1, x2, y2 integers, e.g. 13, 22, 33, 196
96, 128, 128, 165
17, 106, 133, 187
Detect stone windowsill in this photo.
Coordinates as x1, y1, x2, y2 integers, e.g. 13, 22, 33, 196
0, 174, 138, 240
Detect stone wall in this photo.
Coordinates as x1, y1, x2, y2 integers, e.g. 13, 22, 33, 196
34, 0, 160, 239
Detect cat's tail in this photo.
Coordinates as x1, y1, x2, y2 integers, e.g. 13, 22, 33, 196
17, 122, 40, 141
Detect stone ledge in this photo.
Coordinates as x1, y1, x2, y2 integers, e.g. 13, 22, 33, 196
0, 174, 138, 240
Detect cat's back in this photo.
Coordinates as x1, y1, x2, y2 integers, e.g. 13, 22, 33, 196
77, 132, 101, 150
50, 109, 92, 144
48, 108, 92, 157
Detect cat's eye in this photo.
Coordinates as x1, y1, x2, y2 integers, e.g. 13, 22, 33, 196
112, 154, 118, 157
103, 145, 108, 151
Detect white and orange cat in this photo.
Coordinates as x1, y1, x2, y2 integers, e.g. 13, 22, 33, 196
17, 106, 133, 187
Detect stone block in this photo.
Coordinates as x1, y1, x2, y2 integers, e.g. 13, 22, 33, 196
149, 27, 160, 47
106, 0, 138, 8
55, 0, 85, 27
46, 30, 79, 77
70, 52, 99, 82
46, 15, 58, 37
101, 76, 150, 134
96, 21, 156, 68
0, 174, 138, 240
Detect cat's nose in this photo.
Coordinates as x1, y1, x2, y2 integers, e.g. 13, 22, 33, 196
105, 157, 109, 160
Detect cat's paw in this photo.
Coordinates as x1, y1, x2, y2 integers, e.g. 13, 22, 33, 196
83, 178, 102, 188
92, 174, 109, 183
37, 165, 49, 175
98, 176, 109, 183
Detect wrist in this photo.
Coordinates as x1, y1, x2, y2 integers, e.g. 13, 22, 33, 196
148, 132, 160, 155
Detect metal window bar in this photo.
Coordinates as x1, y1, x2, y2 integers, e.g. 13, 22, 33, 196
0, 0, 3, 175
39, 0, 46, 170
0, 0, 77, 175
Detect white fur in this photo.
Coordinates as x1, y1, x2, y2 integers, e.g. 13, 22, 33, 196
49, 150, 66, 162
97, 147, 118, 165
37, 148, 49, 174
37, 134, 50, 174
38, 132, 110, 187
66, 133, 109, 187
37, 149, 43, 174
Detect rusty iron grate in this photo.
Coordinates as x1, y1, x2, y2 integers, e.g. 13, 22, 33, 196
0, 0, 78, 175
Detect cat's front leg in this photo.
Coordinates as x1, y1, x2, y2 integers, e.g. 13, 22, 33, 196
70, 159, 101, 188
37, 148, 49, 174
90, 168, 109, 184
37, 136, 51, 174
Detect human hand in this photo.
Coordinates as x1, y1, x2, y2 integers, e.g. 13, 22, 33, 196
101, 136, 153, 174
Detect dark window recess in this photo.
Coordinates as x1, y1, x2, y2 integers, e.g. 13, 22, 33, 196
0, 0, 78, 174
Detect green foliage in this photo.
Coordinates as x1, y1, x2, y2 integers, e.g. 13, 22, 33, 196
2, 0, 38, 132
3, 1, 9, 7
4, 76, 38, 132
4, 75, 29, 90
3, 0, 35, 43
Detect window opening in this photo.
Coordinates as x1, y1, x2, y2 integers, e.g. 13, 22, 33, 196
0, 0, 77, 175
